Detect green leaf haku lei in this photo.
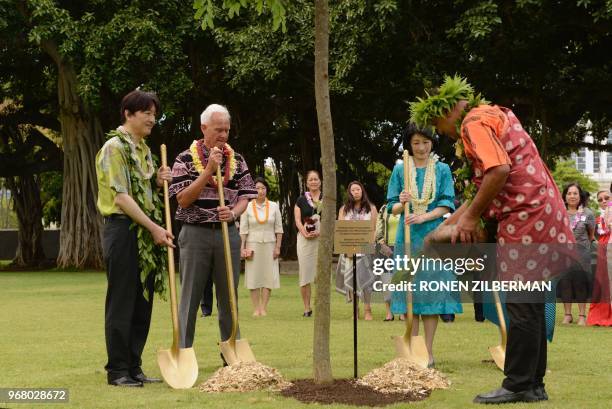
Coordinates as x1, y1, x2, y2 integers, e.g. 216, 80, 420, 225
108, 129, 168, 301
409, 75, 488, 203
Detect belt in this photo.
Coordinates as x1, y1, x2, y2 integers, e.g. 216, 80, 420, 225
104, 214, 131, 223
189, 221, 235, 229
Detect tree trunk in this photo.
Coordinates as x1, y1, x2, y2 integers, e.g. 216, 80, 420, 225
5, 175, 46, 267
313, 0, 336, 384
41, 40, 104, 269
273, 157, 299, 259
1, 185, 9, 228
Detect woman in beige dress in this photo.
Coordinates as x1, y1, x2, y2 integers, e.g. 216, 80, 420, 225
294, 170, 322, 317
240, 177, 283, 317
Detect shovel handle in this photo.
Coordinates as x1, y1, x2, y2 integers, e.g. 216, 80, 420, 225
216, 166, 239, 345
402, 150, 415, 341
161, 145, 180, 351
493, 290, 507, 347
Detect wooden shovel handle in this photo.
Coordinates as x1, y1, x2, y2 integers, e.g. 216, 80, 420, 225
493, 290, 507, 347
215, 166, 239, 344
402, 150, 415, 341
160, 144, 180, 350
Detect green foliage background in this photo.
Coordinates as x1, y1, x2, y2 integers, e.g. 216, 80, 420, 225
1, 0, 612, 259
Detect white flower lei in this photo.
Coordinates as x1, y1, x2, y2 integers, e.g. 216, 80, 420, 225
408, 154, 437, 215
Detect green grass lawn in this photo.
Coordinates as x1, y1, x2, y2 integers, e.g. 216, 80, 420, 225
0, 270, 610, 409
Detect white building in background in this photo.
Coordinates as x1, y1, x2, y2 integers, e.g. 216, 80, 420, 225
571, 131, 612, 192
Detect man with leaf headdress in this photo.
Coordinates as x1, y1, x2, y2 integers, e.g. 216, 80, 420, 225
410, 76, 574, 404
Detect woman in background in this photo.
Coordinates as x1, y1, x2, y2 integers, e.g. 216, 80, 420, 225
294, 170, 322, 317
559, 183, 595, 325
587, 190, 612, 326
335, 181, 378, 320
240, 177, 283, 317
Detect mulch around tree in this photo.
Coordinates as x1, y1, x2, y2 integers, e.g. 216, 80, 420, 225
280, 379, 428, 407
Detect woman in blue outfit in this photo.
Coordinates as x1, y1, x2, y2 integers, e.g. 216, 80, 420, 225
387, 123, 463, 367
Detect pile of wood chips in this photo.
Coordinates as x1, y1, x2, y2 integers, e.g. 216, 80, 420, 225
200, 361, 292, 393
357, 358, 451, 397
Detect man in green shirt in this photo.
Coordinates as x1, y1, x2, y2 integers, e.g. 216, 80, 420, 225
95, 90, 173, 387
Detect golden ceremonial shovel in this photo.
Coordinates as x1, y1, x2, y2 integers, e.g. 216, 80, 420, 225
157, 144, 199, 389
392, 150, 429, 368
488, 290, 507, 371
215, 166, 256, 365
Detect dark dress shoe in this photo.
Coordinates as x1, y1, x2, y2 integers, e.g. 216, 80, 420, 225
524, 386, 548, 402
131, 373, 162, 383
536, 386, 548, 401
303, 310, 312, 317
108, 376, 143, 387
473, 387, 527, 404
220, 353, 229, 367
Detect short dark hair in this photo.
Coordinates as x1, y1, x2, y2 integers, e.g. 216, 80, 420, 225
120, 90, 161, 124
402, 122, 437, 155
306, 169, 321, 180
253, 177, 270, 192
562, 182, 587, 208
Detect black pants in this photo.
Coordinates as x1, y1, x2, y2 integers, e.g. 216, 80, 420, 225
102, 218, 154, 381
502, 302, 546, 392
474, 302, 485, 321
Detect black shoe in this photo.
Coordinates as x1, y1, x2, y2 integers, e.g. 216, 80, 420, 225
108, 376, 143, 387
536, 386, 548, 401
303, 310, 312, 317
473, 387, 528, 404
131, 372, 162, 383
220, 353, 228, 367
383, 315, 394, 322
524, 386, 548, 402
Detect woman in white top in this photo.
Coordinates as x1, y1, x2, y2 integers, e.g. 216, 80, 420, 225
240, 177, 283, 317
335, 181, 378, 320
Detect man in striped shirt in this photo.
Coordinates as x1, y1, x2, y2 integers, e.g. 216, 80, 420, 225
169, 104, 257, 356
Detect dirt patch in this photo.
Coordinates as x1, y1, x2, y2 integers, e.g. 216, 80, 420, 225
281, 379, 426, 406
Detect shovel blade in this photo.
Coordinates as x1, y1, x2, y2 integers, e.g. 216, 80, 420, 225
392, 335, 429, 368
157, 347, 198, 389
220, 338, 256, 366
488, 345, 505, 371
